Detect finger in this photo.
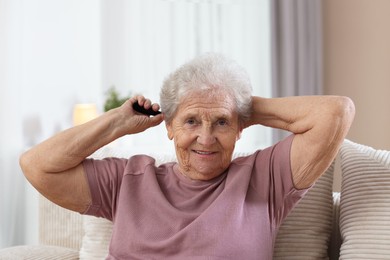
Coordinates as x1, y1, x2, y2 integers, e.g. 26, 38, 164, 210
151, 103, 160, 111
143, 99, 152, 109
135, 96, 146, 106
148, 113, 164, 126
134, 96, 156, 110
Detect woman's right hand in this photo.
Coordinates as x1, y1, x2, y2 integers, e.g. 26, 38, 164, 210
115, 96, 164, 136
19, 94, 164, 213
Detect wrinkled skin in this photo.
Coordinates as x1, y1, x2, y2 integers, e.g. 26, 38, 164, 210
166, 91, 242, 181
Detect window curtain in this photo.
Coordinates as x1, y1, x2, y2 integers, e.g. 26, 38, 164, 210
270, 0, 323, 142
0, 0, 101, 248
0, 0, 27, 248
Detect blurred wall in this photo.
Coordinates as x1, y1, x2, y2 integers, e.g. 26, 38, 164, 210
323, 0, 390, 150
323, 0, 390, 191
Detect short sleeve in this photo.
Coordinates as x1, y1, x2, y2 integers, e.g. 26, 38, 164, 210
82, 157, 128, 220
253, 134, 309, 227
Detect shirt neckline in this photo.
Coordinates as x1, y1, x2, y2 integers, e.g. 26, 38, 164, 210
171, 163, 228, 187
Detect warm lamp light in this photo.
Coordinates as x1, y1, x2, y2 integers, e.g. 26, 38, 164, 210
73, 104, 98, 126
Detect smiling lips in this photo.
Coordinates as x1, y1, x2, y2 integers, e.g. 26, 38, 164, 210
193, 150, 216, 155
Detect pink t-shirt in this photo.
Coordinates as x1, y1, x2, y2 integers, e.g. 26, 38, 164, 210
83, 135, 308, 259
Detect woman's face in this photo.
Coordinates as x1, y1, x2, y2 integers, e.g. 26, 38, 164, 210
166, 90, 242, 181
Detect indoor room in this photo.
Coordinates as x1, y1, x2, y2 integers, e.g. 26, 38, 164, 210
1, 0, 389, 259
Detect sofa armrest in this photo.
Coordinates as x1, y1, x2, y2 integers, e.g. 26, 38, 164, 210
0, 245, 78, 260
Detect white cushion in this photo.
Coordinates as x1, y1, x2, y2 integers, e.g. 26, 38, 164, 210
339, 140, 390, 259
273, 162, 335, 259
79, 216, 113, 260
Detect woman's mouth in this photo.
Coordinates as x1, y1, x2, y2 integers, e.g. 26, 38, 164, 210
193, 150, 215, 155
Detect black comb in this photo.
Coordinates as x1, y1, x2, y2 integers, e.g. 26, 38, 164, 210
132, 102, 161, 116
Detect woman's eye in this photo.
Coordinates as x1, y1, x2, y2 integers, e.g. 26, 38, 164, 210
186, 119, 196, 125
217, 119, 228, 126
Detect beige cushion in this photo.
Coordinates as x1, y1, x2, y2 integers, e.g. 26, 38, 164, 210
39, 195, 84, 250
273, 162, 335, 259
339, 140, 390, 259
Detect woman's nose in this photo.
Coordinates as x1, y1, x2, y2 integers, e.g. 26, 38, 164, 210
196, 126, 216, 146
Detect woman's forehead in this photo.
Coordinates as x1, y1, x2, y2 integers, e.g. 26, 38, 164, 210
175, 94, 237, 120
178, 109, 235, 120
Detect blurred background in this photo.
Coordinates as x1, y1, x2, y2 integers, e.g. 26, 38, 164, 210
0, 0, 389, 249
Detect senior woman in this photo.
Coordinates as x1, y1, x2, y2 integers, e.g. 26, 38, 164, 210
20, 53, 355, 259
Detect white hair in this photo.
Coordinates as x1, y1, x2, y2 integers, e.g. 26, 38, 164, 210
160, 53, 253, 123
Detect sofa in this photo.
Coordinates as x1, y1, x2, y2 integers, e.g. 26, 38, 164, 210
1, 139, 390, 259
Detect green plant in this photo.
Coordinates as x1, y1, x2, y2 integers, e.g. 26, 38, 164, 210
104, 87, 131, 112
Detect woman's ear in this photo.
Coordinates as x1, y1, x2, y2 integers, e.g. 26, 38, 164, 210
165, 121, 174, 140
236, 128, 243, 141
236, 122, 244, 141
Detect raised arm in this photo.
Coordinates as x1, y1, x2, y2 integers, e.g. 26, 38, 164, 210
19, 96, 164, 213
246, 96, 355, 189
